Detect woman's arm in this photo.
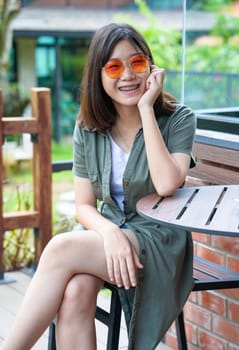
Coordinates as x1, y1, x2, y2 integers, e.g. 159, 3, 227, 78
138, 66, 191, 196
74, 176, 143, 289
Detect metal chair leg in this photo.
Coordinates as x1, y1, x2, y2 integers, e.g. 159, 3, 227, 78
48, 321, 56, 350
175, 310, 188, 350
106, 286, 122, 350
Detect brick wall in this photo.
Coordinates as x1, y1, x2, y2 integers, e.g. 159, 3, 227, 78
165, 227, 239, 349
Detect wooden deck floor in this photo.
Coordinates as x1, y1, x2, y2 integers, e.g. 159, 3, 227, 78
0, 271, 172, 350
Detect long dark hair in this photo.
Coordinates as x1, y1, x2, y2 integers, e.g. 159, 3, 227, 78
78, 23, 176, 131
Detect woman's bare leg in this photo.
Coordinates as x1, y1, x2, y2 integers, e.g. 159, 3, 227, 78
56, 274, 103, 350
1, 230, 113, 350
2, 229, 139, 350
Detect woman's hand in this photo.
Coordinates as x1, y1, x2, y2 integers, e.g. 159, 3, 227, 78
138, 65, 165, 110
100, 225, 143, 289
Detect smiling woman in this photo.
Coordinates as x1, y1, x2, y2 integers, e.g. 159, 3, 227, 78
2, 23, 196, 350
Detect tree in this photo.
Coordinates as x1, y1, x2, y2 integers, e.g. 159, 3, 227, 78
0, 0, 20, 92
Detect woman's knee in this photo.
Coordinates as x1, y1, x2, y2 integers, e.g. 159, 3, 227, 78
59, 274, 103, 318
38, 233, 78, 270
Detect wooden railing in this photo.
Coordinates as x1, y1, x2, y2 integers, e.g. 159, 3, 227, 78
0, 88, 52, 281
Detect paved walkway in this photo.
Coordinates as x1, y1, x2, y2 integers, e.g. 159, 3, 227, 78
0, 271, 172, 349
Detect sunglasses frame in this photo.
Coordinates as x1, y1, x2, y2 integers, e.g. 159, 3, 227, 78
103, 54, 150, 79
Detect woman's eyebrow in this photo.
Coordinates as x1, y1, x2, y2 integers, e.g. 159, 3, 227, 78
108, 52, 144, 61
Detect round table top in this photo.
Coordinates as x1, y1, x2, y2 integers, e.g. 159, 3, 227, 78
136, 185, 239, 236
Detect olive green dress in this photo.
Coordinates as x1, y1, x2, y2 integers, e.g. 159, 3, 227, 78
73, 104, 196, 350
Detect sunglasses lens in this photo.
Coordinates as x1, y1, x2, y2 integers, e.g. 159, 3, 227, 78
104, 60, 123, 79
103, 55, 149, 79
131, 55, 149, 73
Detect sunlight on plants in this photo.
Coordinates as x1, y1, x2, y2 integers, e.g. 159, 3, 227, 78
3, 184, 34, 271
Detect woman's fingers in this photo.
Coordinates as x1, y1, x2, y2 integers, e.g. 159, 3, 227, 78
104, 232, 143, 289
113, 249, 143, 289
125, 255, 137, 288
133, 248, 144, 269
113, 258, 124, 288
106, 255, 115, 283
147, 67, 165, 91
119, 258, 131, 289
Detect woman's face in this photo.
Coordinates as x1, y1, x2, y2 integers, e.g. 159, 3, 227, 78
101, 40, 150, 110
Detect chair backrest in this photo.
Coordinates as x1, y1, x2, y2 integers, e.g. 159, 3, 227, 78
187, 135, 239, 185
0, 87, 52, 278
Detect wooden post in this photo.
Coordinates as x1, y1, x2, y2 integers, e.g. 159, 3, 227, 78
31, 88, 52, 263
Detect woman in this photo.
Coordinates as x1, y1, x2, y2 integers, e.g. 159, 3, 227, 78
2, 23, 196, 350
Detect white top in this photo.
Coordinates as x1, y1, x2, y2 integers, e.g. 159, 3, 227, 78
108, 133, 130, 211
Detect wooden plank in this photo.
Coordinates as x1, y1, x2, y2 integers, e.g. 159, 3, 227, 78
193, 257, 239, 280
193, 142, 239, 168
154, 188, 197, 221
137, 188, 196, 222
188, 163, 239, 185
0, 271, 54, 350
208, 185, 239, 233
2, 118, 38, 135
3, 211, 39, 230
188, 141, 239, 185
176, 186, 225, 227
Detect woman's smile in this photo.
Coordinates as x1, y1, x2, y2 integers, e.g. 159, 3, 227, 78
118, 84, 141, 93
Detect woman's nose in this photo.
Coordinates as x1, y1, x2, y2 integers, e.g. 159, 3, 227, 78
120, 65, 135, 80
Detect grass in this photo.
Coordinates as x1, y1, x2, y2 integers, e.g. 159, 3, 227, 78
4, 137, 74, 211
52, 138, 73, 161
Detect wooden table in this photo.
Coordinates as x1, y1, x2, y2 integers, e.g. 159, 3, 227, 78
137, 185, 239, 237
137, 185, 239, 350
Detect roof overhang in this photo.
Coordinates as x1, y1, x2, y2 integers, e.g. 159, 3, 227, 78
10, 7, 216, 38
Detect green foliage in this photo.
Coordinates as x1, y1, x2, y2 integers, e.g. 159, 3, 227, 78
52, 138, 73, 161
3, 185, 34, 271
61, 50, 86, 83
211, 14, 239, 40
192, 0, 233, 11
4, 228, 34, 271
185, 12, 239, 73
129, 0, 239, 74
186, 42, 239, 73
2, 83, 29, 116
139, 26, 182, 69
119, 0, 182, 69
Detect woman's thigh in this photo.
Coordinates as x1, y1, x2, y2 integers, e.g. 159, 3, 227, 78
43, 228, 140, 284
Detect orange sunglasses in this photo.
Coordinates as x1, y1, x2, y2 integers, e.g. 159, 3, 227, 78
103, 54, 150, 79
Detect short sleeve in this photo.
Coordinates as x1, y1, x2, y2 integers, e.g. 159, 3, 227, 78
166, 105, 196, 167
72, 124, 89, 178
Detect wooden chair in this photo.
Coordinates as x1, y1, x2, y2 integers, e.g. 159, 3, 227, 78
0, 87, 52, 282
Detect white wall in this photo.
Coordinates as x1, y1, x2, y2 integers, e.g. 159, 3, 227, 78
16, 38, 37, 92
